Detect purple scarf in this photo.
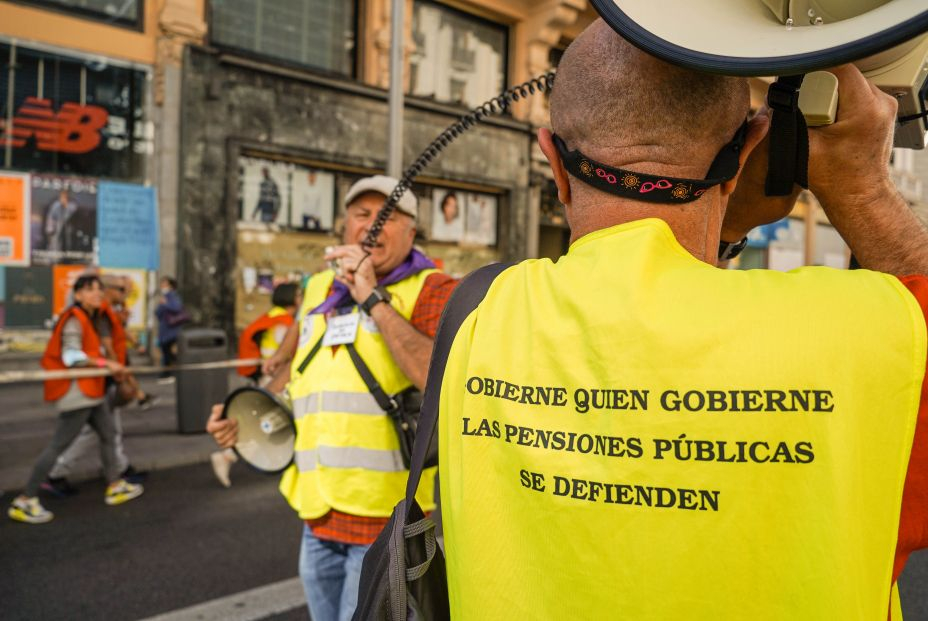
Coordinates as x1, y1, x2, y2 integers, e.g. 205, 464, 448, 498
310, 249, 436, 315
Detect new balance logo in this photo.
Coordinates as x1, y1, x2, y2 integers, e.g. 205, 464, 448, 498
0, 97, 108, 154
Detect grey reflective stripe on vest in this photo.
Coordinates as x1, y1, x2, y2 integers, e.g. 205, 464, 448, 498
292, 391, 385, 420
295, 449, 318, 472
294, 446, 406, 473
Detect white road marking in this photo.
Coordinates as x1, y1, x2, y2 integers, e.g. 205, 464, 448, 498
136, 577, 306, 621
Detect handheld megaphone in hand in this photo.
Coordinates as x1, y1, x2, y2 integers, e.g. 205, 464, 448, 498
222, 387, 295, 473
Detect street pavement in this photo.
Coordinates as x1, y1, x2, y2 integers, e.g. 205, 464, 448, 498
0, 461, 307, 620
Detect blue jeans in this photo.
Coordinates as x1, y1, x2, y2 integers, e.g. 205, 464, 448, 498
299, 525, 370, 621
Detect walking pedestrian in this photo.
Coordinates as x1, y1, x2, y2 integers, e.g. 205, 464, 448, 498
154, 276, 187, 381
8, 275, 144, 524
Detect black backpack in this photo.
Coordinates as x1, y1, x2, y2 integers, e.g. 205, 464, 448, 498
352, 262, 512, 621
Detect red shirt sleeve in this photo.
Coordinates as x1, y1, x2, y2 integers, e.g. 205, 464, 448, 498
893, 275, 928, 582
410, 272, 459, 338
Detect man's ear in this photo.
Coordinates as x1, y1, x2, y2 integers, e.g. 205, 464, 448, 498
537, 128, 571, 206
720, 111, 770, 197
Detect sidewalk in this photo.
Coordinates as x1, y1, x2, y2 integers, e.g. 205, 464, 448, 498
0, 373, 247, 493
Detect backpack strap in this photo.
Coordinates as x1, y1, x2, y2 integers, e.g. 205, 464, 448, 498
403, 262, 513, 517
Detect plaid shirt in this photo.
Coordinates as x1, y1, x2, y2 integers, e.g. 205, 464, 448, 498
308, 271, 458, 545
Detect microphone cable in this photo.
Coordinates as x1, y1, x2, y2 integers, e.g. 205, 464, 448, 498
362, 71, 556, 248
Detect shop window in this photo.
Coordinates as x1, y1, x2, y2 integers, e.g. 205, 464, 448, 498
210, 0, 357, 77
427, 187, 497, 246
12, 0, 142, 28
0, 42, 150, 181
409, 1, 507, 109
237, 156, 336, 232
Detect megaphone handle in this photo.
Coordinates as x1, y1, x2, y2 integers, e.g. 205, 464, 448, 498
765, 75, 810, 197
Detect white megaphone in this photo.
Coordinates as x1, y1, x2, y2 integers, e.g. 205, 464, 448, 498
591, 0, 928, 148
222, 387, 296, 473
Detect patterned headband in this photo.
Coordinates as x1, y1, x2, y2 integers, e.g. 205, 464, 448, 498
552, 121, 748, 204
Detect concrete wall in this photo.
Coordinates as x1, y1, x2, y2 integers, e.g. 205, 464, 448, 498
178, 46, 533, 334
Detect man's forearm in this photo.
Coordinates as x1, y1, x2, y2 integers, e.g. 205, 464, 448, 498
821, 183, 928, 276
278, 321, 299, 362
369, 303, 433, 391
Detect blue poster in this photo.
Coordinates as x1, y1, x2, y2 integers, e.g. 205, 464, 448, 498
97, 181, 159, 270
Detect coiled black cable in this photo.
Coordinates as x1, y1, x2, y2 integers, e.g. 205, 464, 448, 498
362, 71, 556, 248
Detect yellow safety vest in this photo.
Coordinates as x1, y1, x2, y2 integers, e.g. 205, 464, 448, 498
439, 219, 924, 620
280, 267, 439, 519
259, 306, 290, 358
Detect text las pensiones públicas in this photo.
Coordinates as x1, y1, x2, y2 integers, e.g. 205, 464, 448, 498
461, 376, 835, 513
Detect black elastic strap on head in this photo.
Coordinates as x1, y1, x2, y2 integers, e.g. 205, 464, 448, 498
552, 121, 747, 204
765, 75, 809, 196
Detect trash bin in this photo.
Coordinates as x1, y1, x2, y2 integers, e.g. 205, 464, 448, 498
176, 328, 229, 433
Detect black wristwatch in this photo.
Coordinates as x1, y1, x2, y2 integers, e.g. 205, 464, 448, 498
360, 286, 392, 315
718, 237, 749, 261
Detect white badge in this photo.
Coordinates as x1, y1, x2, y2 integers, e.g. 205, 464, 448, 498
322, 313, 361, 347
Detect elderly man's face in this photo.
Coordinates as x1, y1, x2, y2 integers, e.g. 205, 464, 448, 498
343, 192, 415, 275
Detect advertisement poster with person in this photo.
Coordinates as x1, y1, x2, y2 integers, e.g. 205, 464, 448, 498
431, 188, 464, 242
463, 192, 497, 246
30, 175, 97, 266
0, 172, 30, 266
239, 157, 290, 226
290, 167, 334, 231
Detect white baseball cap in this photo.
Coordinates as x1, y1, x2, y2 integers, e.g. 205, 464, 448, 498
344, 175, 418, 219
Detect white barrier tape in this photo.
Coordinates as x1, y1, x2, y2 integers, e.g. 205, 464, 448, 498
0, 358, 263, 384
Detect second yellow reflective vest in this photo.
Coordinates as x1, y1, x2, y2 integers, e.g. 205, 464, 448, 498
280, 268, 438, 519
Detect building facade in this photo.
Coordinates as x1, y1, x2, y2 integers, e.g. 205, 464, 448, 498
0, 0, 206, 351
176, 0, 598, 335
5, 0, 917, 350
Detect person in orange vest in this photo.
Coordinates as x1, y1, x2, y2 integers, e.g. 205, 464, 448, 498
43, 275, 153, 497
429, 22, 928, 620
8, 275, 145, 524
211, 282, 301, 487
235, 282, 300, 382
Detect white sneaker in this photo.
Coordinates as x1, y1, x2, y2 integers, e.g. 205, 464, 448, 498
210, 450, 237, 488
8, 496, 53, 524
105, 479, 144, 506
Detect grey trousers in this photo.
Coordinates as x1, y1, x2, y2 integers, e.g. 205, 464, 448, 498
24, 402, 120, 497
49, 387, 129, 479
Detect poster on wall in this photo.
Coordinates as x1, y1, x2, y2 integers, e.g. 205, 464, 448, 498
0, 172, 31, 266
431, 188, 464, 242
102, 268, 147, 330
4, 266, 52, 328
30, 175, 97, 266
239, 157, 290, 226
97, 181, 159, 270
464, 192, 497, 246
52, 264, 88, 317
290, 167, 334, 231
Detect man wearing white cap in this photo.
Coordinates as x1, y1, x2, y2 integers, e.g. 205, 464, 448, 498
207, 175, 456, 621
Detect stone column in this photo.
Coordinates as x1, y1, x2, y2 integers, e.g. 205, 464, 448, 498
153, 0, 205, 279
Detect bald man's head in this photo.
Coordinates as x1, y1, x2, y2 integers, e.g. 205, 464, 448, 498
550, 20, 750, 195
